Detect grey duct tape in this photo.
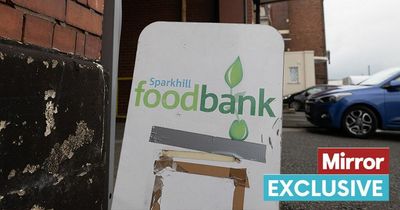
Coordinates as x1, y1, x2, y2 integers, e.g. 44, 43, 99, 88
149, 126, 266, 163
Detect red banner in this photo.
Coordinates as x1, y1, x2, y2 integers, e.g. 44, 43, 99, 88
317, 147, 389, 174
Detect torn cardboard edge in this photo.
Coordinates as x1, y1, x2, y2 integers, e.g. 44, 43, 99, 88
161, 150, 240, 163
150, 126, 266, 163
150, 156, 249, 210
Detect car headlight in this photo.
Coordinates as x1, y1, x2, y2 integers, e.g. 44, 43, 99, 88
283, 95, 291, 100
316, 92, 352, 103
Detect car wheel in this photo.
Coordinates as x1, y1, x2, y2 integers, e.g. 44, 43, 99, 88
342, 106, 377, 138
290, 101, 301, 111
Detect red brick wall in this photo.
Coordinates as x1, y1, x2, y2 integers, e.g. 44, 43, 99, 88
288, 0, 327, 84
269, 0, 328, 84
219, 0, 253, 23
246, 0, 253, 24
269, 1, 288, 30
0, 0, 104, 60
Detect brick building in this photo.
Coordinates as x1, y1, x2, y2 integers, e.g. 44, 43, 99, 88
116, 0, 329, 117
266, 0, 328, 84
117, 0, 254, 118
0, 0, 104, 60
0, 0, 328, 115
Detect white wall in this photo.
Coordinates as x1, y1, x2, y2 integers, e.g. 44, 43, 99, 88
283, 51, 316, 95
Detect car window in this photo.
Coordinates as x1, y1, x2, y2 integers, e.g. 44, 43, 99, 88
360, 68, 400, 86
307, 87, 324, 95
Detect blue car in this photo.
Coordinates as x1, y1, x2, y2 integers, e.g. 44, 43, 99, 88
305, 68, 400, 138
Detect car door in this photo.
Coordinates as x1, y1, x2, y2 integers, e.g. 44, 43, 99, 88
384, 76, 400, 129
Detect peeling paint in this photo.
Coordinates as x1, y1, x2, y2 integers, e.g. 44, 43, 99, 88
31, 204, 45, 210
44, 101, 58, 137
23, 164, 40, 174
0, 120, 10, 132
8, 189, 26, 197
44, 90, 57, 137
12, 135, 24, 146
77, 171, 87, 177
27, 56, 34, 64
1, 39, 107, 209
8, 169, 16, 180
51, 60, 58, 68
44, 90, 56, 100
19, 53, 25, 59
52, 174, 64, 185
43, 121, 94, 174
94, 62, 104, 72
43, 61, 49, 68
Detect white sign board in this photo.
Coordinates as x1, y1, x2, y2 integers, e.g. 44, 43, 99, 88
112, 22, 284, 210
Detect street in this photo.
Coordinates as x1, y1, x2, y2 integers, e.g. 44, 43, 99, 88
114, 119, 400, 210
281, 127, 400, 210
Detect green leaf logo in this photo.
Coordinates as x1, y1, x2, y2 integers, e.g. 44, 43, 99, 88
229, 119, 249, 141
225, 57, 243, 88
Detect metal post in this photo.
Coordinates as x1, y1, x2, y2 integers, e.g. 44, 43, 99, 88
101, 0, 122, 209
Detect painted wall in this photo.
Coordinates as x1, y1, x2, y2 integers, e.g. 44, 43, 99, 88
268, 0, 328, 84
0, 39, 108, 210
283, 51, 316, 95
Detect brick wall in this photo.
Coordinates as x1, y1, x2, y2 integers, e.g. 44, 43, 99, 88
0, 0, 104, 60
288, 0, 327, 84
219, 0, 253, 23
269, 1, 288, 31
269, 0, 328, 84
246, 0, 253, 24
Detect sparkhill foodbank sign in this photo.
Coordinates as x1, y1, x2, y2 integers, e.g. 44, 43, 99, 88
112, 22, 284, 210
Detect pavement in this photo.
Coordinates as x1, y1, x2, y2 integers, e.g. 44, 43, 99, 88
282, 111, 314, 128
114, 113, 400, 209
281, 127, 400, 210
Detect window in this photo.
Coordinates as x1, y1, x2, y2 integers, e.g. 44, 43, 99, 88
307, 87, 324, 95
289, 66, 299, 84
